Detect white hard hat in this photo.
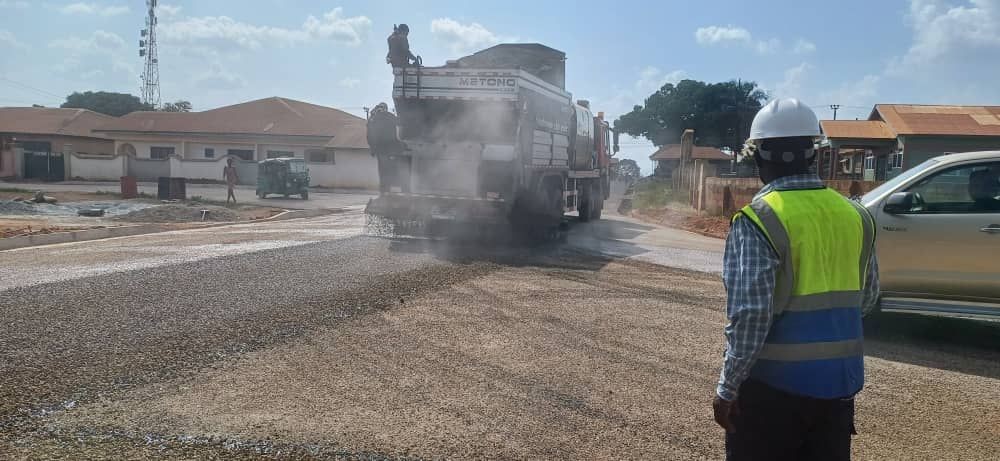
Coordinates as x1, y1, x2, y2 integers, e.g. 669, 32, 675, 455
748, 98, 821, 141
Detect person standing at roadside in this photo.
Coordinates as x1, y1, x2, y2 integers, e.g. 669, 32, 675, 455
223, 157, 239, 204
713, 98, 879, 460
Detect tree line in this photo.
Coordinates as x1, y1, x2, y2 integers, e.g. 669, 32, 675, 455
59, 91, 192, 116
614, 79, 768, 151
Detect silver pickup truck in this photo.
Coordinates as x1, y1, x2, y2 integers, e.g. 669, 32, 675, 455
861, 150, 1000, 319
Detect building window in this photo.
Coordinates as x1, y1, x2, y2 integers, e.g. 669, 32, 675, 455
227, 149, 254, 161
150, 146, 175, 159
889, 151, 904, 169
267, 150, 294, 159
864, 155, 875, 170
307, 148, 335, 163
204, 148, 215, 158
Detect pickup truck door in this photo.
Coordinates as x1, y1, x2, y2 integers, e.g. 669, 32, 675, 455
875, 160, 1000, 303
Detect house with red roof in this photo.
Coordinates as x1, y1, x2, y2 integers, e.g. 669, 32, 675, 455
820, 104, 1000, 181
91, 97, 375, 189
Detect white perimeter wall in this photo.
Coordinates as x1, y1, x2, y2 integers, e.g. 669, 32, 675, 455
309, 149, 377, 189
169, 156, 232, 180
68, 154, 126, 180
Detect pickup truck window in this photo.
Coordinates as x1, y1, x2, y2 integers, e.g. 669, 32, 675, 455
906, 162, 1000, 213
861, 159, 937, 205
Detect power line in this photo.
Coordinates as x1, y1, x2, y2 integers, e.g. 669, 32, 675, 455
0, 77, 64, 100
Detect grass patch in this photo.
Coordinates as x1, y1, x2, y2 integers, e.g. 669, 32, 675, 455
633, 178, 687, 210
0, 187, 36, 194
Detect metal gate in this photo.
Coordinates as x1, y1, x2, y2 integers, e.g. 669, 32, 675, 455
21, 142, 65, 181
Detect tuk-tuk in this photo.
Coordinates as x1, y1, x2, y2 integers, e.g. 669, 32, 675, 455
256, 158, 310, 199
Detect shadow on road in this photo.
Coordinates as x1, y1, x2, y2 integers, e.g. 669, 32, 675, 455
864, 312, 1000, 380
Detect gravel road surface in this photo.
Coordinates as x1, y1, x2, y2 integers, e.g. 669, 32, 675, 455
1, 209, 997, 459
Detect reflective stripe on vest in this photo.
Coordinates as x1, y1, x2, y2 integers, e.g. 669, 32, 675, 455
737, 187, 875, 398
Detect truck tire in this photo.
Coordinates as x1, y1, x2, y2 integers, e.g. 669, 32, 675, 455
578, 193, 592, 222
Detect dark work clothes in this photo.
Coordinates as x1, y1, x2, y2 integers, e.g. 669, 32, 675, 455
726, 380, 856, 461
387, 32, 417, 67
367, 111, 404, 156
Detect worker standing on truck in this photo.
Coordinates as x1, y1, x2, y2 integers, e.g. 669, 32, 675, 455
386, 24, 419, 68
712, 98, 879, 461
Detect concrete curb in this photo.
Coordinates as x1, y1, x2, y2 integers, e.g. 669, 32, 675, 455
0, 207, 349, 252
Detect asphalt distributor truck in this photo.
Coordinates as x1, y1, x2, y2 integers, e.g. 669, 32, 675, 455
365, 44, 618, 240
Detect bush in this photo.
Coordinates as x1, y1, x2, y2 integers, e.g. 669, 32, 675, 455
633, 178, 684, 209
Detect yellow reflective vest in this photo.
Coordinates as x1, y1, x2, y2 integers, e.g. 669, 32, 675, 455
737, 186, 875, 398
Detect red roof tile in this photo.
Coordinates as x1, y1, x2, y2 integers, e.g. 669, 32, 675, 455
649, 144, 731, 161
96, 97, 368, 148
820, 120, 896, 140
875, 104, 1000, 136
0, 107, 113, 139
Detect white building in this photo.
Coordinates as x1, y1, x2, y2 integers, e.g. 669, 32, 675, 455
89, 97, 376, 189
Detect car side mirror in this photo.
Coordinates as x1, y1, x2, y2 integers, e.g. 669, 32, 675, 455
884, 192, 917, 214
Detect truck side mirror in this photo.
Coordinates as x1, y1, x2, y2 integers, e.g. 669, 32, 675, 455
884, 191, 917, 214
613, 131, 620, 154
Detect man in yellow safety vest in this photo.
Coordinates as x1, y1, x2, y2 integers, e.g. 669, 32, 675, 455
713, 98, 879, 460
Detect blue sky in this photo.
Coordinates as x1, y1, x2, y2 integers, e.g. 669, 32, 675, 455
2, 0, 1000, 173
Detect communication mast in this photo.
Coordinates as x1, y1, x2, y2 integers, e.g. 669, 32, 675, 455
139, 0, 160, 108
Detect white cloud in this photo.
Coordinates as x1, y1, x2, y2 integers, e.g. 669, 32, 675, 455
57, 2, 130, 17
302, 7, 372, 45
695, 25, 752, 45
594, 66, 687, 127
430, 18, 502, 54
772, 62, 813, 99
820, 74, 881, 110
48, 30, 133, 82
50, 30, 125, 53
338, 77, 361, 89
695, 25, 788, 55
160, 8, 371, 49
0, 29, 27, 50
195, 65, 247, 90
793, 39, 817, 54
635, 66, 686, 95
892, 0, 1000, 73
754, 38, 782, 55
155, 3, 181, 18
0, 0, 29, 8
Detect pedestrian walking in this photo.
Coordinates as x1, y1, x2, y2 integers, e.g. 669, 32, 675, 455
223, 157, 239, 204
713, 98, 879, 461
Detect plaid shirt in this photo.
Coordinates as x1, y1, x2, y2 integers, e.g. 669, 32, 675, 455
716, 174, 880, 401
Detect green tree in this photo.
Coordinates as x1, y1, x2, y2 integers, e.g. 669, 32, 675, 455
61, 91, 152, 116
616, 158, 641, 180
161, 100, 192, 112
615, 79, 767, 150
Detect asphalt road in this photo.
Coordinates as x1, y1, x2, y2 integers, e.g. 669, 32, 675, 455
1, 209, 998, 459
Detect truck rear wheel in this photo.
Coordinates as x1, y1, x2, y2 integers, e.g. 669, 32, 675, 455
578, 193, 592, 222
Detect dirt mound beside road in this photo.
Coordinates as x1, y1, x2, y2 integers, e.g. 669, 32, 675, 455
117, 204, 241, 223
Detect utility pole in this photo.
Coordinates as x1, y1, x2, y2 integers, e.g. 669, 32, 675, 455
829, 104, 840, 120
139, 0, 160, 109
